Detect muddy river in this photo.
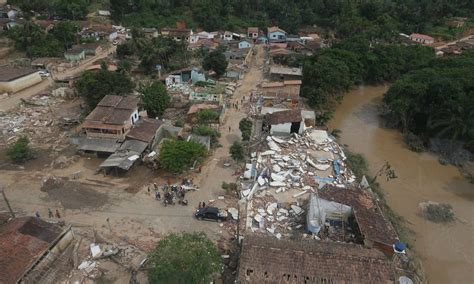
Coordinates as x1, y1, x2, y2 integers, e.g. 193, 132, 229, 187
330, 85, 474, 283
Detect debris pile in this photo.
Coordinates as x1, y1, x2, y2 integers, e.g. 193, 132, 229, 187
0, 92, 71, 149
241, 130, 357, 239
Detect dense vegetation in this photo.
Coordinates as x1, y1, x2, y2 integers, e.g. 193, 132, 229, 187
202, 49, 228, 77
117, 33, 190, 74
384, 51, 474, 148
139, 81, 171, 118
109, 0, 473, 36
148, 232, 221, 283
7, 21, 79, 57
8, 0, 89, 20
301, 38, 435, 109
75, 69, 135, 109
159, 140, 207, 173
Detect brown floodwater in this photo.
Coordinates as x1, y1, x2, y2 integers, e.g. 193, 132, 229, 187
330, 85, 474, 284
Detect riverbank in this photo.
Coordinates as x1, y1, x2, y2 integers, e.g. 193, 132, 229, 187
330, 85, 474, 284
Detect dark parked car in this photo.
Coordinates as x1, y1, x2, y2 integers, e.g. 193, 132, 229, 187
195, 207, 228, 222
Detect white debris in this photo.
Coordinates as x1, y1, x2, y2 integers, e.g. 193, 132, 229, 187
266, 203, 278, 215
78, 260, 96, 272
127, 155, 139, 161
257, 176, 266, 186
271, 173, 285, 182
228, 208, 238, 220
254, 214, 264, 223
272, 164, 281, 172
90, 244, 102, 258
266, 227, 276, 234
291, 205, 303, 215
260, 150, 275, 156
293, 190, 308, 198
269, 181, 286, 187
242, 189, 251, 197
271, 136, 286, 144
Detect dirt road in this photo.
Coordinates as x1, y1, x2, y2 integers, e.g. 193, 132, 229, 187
0, 46, 265, 248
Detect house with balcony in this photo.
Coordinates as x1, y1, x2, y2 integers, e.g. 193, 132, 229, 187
81, 95, 140, 140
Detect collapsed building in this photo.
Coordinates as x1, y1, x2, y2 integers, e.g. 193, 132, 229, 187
0, 214, 75, 283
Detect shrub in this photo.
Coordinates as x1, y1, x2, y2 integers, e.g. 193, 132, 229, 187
423, 203, 455, 223
230, 141, 244, 161
7, 136, 33, 163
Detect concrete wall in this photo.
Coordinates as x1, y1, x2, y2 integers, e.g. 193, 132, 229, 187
0, 72, 42, 93
268, 31, 286, 40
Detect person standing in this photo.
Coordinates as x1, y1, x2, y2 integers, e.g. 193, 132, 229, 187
48, 208, 53, 218
35, 211, 40, 218
55, 209, 61, 219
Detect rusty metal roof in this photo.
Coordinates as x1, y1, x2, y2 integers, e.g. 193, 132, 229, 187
126, 118, 163, 143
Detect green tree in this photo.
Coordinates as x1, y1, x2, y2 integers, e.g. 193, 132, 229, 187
239, 118, 252, 141
117, 59, 132, 74
75, 70, 135, 110
197, 109, 219, 124
159, 140, 207, 173
230, 141, 244, 161
192, 125, 221, 145
7, 136, 33, 163
148, 232, 221, 283
139, 81, 171, 118
202, 49, 228, 77
49, 21, 79, 49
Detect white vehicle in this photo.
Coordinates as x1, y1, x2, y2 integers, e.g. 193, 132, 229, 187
38, 70, 50, 77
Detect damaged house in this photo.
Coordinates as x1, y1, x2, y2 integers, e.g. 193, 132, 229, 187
261, 80, 301, 100
316, 185, 399, 254
0, 214, 75, 283
238, 235, 394, 283
262, 108, 315, 136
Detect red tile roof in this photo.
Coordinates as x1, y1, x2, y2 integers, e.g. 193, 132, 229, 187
84, 95, 139, 126
264, 109, 302, 124
239, 235, 394, 283
0, 217, 63, 283
126, 118, 163, 143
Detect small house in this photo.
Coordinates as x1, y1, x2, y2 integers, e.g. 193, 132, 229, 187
247, 27, 259, 39
72, 43, 102, 56
267, 26, 287, 42
161, 27, 192, 42
238, 39, 253, 49
261, 80, 301, 99
64, 48, 85, 62
269, 65, 303, 81
409, 33, 435, 45
0, 68, 42, 93
223, 31, 233, 41
263, 109, 304, 136
142, 28, 159, 39
187, 134, 211, 151
81, 95, 140, 140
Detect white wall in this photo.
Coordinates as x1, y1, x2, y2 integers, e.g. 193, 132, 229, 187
0, 72, 42, 93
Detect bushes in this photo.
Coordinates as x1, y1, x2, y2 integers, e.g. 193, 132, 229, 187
239, 118, 252, 141
230, 141, 244, 161
192, 125, 221, 145
7, 136, 33, 163
422, 203, 455, 223
159, 140, 207, 173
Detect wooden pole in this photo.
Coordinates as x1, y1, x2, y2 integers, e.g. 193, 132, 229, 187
1, 186, 15, 218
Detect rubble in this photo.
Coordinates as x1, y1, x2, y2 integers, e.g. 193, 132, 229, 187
240, 130, 357, 240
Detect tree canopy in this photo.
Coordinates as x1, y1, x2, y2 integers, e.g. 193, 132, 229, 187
159, 140, 207, 173
75, 70, 135, 110
139, 81, 171, 118
148, 232, 221, 283
202, 49, 228, 77
383, 51, 474, 146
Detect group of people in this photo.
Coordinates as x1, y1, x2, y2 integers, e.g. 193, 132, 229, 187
148, 182, 188, 206
35, 208, 61, 219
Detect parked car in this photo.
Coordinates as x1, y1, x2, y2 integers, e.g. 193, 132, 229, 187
195, 207, 228, 222
38, 70, 50, 77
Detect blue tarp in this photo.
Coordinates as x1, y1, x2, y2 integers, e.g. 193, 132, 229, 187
333, 159, 341, 176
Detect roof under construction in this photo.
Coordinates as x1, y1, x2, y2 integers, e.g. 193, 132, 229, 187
264, 109, 302, 125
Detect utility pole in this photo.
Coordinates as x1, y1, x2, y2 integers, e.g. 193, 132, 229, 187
1, 186, 15, 218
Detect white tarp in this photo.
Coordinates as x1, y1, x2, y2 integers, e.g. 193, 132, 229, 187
306, 194, 352, 234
